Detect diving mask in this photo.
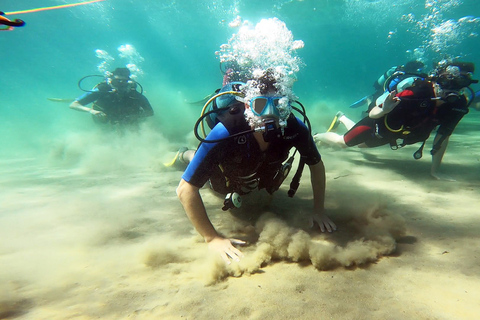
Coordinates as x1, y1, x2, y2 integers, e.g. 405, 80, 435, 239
110, 76, 134, 91
248, 96, 291, 142
437, 73, 474, 91
249, 96, 291, 119
435, 64, 478, 90
432, 82, 465, 104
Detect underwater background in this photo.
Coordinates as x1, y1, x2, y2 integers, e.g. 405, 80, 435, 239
1, 0, 479, 157
1, 1, 480, 319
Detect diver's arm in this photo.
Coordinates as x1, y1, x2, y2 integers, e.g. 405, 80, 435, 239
176, 179, 244, 264
140, 97, 154, 117
69, 100, 104, 116
309, 160, 336, 232
177, 179, 219, 241
134, 95, 154, 118
430, 135, 455, 181
369, 91, 400, 119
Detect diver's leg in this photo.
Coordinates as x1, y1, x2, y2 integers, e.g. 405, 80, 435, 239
181, 149, 196, 164
339, 114, 356, 131
313, 132, 347, 148
165, 147, 195, 169
430, 136, 455, 181
327, 111, 356, 132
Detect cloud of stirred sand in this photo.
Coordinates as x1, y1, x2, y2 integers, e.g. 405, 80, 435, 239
143, 204, 406, 285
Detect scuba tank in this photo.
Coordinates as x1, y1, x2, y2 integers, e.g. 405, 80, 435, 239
205, 81, 245, 129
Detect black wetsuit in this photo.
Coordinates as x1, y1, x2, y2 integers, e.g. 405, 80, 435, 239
344, 80, 469, 150
182, 102, 321, 195
76, 83, 154, 124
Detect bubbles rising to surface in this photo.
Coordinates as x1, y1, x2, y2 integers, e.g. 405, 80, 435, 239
217, 17, 305, 102
94, 44, 145, 79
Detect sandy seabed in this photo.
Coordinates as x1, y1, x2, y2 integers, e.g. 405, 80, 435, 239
1, 116, 479, 320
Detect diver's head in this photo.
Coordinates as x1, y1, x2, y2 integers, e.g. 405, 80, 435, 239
404, 60, 425, 74
243, 69, 292, 140
109, 67, 133, 92
432, 61, 478, 91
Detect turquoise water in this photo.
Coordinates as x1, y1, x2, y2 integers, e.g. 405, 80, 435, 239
1, 0, 479, 157
1, 2, 480, 318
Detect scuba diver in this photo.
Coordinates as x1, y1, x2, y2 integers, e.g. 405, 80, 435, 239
70, 67, 154, 126
314, 61, 478, 181
0, 11, 25, 31
350, 60, 426, 114
173, 69, 336, 264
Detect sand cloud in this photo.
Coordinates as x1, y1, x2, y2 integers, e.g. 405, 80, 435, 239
198, 205, 405, 284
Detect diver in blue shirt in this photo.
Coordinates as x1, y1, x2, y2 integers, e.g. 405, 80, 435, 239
175, 70, 336, 264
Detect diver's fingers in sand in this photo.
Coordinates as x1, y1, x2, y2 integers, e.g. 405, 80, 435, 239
230, 238, 247, 246
208, 237, 245, 265
225, 246, 244, 263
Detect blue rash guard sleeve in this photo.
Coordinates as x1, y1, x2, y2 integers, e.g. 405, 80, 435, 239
181, 123, 230, 188
292, 117, 322, 165
76, 89, 101, 106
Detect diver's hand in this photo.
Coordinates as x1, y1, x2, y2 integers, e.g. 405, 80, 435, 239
310, 212, 337, 233
369, 91, 401, 119
207, 236, 245, 265
89, 109, 106, 117
382, 90, 401, 113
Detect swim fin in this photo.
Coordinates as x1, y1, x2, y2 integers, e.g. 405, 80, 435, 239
326, 111, 344, 132
349, 95, 368, 108
164, 147, 189, 170
47, 98, 74, 103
